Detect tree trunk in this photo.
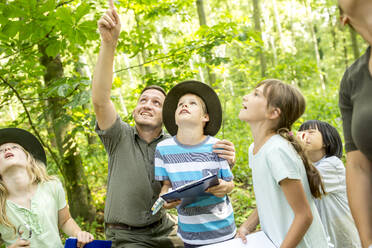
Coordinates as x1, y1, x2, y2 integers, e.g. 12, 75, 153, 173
271, 0, 283, 48
195, 0, 216, 85
196, 0, 207, 26
349, 27, 360, 59
252, 0, 266, 77
39, 45, 95, 221
327, 7, 337, 51
342, 36, 349, 69
75, 56, 98, 146
303, 0, 325, 90
134, 14, 151, 76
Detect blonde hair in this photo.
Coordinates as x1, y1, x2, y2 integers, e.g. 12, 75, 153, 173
0, 147, 55, 233
257, 79, 325, 198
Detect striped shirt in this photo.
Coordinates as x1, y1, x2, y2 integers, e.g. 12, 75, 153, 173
155, 136, 236, 245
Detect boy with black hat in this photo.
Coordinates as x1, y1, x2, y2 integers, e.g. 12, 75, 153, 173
154, 80, 236, 247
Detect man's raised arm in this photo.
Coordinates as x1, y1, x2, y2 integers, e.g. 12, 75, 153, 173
92, 0, 121, 130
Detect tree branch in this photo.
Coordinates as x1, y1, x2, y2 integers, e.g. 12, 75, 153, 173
114, 41, 214, 73
56, 0, 74, 8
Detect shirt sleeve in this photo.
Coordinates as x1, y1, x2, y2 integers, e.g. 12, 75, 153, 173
267, 145, 302, 184
54, 180, 67, 210
154, 147, 169, 181
339, 69, 357, 152
218, 159, 234, 182
95, 115, 130, 156
316, 158, 345, 194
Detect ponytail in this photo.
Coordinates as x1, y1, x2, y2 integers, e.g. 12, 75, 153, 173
277, 128, 326, 198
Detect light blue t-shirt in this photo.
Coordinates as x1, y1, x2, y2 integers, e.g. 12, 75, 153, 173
249, 135, 329, 248
155, 136, 236, 245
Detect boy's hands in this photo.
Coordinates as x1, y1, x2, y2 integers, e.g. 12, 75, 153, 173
163, 199, 182, 209
97, 0, 121, 45
160, 180, 181, 209
205, 179, 234, 197
213, 140, 236, 167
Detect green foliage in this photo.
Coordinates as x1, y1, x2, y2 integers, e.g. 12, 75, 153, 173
230, 184, 256, 227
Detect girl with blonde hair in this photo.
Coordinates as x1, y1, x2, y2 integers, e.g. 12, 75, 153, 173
0, 128, 93, 248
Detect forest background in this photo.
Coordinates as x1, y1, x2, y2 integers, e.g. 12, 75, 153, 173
0, 0, 367, 240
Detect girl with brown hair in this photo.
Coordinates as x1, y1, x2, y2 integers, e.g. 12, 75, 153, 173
236, 79, 329, 247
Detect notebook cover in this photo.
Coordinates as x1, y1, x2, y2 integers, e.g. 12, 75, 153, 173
161, 173, 219, 202
64, 238, 112, 248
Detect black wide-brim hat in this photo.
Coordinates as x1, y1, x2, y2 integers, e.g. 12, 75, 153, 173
163, 80, 222, 136
0, 128, 47, 166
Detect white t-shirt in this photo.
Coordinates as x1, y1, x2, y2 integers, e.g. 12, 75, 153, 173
314, 156, 361, 247
249, 135, 329, 248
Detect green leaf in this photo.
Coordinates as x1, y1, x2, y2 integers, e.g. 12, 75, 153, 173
75, 2, 91, 23
45, 40, 61, 57
2, 21, 21, 37
38, 0, 56, 14
56, 7, 73, 26
78, 20, 97, 40
57, 84, 69, 97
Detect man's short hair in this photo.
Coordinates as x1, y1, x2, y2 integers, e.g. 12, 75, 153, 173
140, 85, 166, 97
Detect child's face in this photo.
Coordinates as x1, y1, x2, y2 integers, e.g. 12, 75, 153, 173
239, 85, 270, 122
297, 128, 325, 153
175, 93, 209, 128
0, 143, 28, 174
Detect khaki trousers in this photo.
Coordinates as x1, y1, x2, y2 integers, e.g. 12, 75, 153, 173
105, 214, 184, 248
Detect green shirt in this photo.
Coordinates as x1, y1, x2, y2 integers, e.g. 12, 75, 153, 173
339, 46, 372, 161
96, 116, 169, 226
0, 180, 66, 248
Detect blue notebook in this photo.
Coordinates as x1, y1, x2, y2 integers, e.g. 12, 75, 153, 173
65, 238, 112, 248
161, 173, 219, 202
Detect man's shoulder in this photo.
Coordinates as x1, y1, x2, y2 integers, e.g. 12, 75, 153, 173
96, 115, 133, 136
345, 46, 370, 80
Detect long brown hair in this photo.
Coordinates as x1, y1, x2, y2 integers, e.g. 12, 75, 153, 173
0, 147, 55, 234
258, 79, 325, 198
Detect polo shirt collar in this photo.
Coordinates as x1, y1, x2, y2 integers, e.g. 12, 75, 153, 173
134, 126, 165, 143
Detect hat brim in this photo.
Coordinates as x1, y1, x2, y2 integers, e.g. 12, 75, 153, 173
0, 128, 47, 166
163, 80, 222, 136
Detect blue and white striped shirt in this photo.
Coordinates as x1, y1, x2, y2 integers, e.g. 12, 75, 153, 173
155, 136, 236, 245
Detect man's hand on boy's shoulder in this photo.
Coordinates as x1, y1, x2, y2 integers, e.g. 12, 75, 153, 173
213, 139, 236, 167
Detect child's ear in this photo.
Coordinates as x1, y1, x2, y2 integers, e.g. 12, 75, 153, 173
340, 15, 349, 27
269, 107, 281, 120
203, 113, 210, 122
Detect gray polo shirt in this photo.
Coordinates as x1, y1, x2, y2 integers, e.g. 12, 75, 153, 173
96, 116, 169, 226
